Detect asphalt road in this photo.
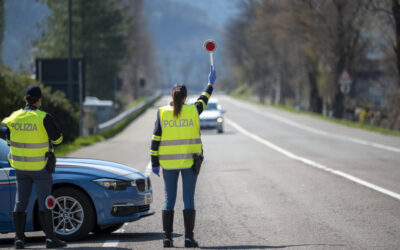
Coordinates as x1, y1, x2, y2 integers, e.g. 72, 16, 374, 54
1, 95, 400, 249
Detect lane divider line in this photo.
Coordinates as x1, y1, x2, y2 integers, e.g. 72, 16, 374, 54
145, 161, 152, 177
223, 97, 400, 154
226, 117, 400, 201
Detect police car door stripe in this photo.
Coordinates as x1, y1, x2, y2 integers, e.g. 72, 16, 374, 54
10, 141, 49, 149
159, 153, 193, 160
160, 139, 202, 146
9, 154, 47, 162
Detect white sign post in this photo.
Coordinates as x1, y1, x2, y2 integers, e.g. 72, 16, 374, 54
339, 69, 352, 95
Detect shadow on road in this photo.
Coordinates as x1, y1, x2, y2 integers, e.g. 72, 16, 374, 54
89, 231, 168, 242
0, 232, 170, 249
199, 243, 347, 249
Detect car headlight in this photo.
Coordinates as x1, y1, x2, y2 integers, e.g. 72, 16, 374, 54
93, 178, 131, 190
217, 117, 223, 123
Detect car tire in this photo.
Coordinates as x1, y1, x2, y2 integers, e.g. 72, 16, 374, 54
52, 187, 95, 241
217, 127, 224, 133
93, 223, 124, 234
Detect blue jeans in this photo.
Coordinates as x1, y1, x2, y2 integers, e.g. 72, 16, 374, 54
163, 168, 197, 210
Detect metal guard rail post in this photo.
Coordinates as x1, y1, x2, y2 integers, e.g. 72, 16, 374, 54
97, 93, 162, 134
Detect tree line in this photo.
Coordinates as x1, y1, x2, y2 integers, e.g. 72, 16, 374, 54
224, 0, 400, 130
0, 0, 155, 141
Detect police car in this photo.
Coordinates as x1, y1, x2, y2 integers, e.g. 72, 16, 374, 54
0, 139, 154, 241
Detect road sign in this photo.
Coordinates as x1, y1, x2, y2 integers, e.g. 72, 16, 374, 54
35, 58, 85, 103
339, 69, 352, 85
340, 82, 351, 94
204, 39, 216, 67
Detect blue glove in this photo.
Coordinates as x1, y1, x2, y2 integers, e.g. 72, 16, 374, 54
152, 166, 160, 177
208, 66, 216, 84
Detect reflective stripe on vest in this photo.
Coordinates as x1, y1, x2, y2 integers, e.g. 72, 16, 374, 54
158, 105, 202, 169
160, 138, 202, 146
2, 109, 49, 171
9, 154, 47, 162
10, 141, 49, 149
158, 153, 194, 160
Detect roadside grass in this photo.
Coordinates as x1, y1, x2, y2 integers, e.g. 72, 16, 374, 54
55, 96, 160, 157
231, 94, 400, 137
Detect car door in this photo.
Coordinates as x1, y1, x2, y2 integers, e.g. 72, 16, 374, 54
0, 139, 12, 231
0, 165, 13, 231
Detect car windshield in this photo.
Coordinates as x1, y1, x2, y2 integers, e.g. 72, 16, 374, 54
206, 103, 218, 111
0, 139, 10, 162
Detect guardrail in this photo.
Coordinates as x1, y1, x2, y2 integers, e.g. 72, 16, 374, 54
96, 93, 162, 134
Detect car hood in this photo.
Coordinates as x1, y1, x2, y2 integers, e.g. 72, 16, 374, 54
200, 110, 221, 119
56, 158, 145, 180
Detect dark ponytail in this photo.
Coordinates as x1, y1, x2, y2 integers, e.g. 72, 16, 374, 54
172, 84, 187, 118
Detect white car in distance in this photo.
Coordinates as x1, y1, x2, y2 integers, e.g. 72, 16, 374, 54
197, 98, 225, 133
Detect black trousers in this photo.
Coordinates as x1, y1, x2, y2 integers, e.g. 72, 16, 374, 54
14, 168, 52, 212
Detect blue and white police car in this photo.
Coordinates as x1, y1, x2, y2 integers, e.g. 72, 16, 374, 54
0, 139, 154, 241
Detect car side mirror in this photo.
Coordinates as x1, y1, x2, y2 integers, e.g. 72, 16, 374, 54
221, 110, 226, 114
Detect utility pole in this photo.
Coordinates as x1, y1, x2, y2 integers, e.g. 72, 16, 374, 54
67, 0, 73, 102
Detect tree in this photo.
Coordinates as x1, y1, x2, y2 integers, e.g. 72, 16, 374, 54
0, 67, 78, 142
119, 0, 156, 101
0, 0, 5, 64
35, 0, 128, 100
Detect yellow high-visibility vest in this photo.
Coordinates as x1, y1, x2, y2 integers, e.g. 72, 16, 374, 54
2, 109, 49, 170
159, 105, 202, 169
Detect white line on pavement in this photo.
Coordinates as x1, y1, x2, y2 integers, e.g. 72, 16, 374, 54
226, 117, 400, 201
223, 97, 400, 154
102, 224, 126, 247
115, 228, 126, 233
145, 161, 152, 177
103, 240, 119, 247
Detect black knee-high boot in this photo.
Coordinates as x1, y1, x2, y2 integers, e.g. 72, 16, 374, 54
162, 210, 174, 247
39, 209, 67, 249
12, 211, 26, 249
183, 209, 198, 248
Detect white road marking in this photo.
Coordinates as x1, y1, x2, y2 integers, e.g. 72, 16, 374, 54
115, 228, 126, 233
223, 97, 400, 154
226, 118, 400, 201
101, 223, 127, 247
103, 240, 119, 247
145, 161, 152, 177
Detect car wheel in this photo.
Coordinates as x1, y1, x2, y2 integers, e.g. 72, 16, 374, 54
93, 223, 124, 234
217, 127, 224, 133
52, 187, 95, 241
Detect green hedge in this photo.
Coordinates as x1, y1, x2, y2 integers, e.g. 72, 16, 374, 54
55, 95, 161, 157
0, 67, 79, 142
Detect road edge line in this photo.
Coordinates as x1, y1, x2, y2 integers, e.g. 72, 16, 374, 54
226, 117, 400, 201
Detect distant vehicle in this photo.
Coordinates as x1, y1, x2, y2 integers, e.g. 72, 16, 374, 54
197, 98, 225, 133
0, 139, 154, 241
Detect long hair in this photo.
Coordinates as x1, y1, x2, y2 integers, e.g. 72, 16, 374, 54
172, 84, 187, 118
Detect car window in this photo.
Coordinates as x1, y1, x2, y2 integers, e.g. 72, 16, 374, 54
0, 139, 10, 162
206, 103, 218, 110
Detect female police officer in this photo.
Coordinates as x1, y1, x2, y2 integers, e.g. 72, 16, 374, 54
150, 66, 216, 247
1, 85, 66, 249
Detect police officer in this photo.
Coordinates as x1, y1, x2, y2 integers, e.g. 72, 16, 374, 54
1, 85, 67, 249
150, 66, 216, 248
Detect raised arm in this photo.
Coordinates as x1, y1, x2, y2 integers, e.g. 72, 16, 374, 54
195, 66, 216, 115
